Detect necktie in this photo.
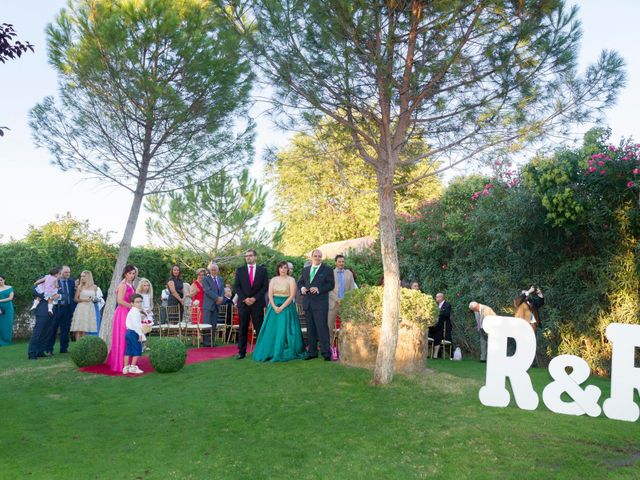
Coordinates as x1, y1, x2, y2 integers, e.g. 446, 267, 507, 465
213, 276, 218, 294
61, 279, 67, 303
249, 265, 254, 287
337, 270, 344, 299
310, 266, 318, 283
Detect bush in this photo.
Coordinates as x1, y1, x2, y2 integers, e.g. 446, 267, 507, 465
70, 336, 108, 367
149, 338, 187, 373
341, 286, 437, 328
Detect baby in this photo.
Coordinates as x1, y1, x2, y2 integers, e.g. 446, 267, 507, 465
31, 267, 61, 315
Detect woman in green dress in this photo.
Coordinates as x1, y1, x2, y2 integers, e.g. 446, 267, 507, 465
252, 261, 306, 362
0, 275, 15, 346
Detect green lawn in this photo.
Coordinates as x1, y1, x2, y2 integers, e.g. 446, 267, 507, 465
0, 342, 638, 479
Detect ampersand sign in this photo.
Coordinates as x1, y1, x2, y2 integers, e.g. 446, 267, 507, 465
542, 355, 602, 417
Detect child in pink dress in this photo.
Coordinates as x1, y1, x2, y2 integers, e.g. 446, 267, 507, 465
31, 267, 61, 315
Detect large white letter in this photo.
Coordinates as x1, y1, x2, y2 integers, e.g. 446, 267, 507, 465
542, 355, 601, 417
603, 323, 640, 422
479, 316, 538, 410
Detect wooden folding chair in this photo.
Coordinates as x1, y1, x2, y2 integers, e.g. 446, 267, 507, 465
150, 306, 167, 337
215, 304, 228, 343
227, 305, 240, 343
165, 305, 184, 337
185, 306, 213, 348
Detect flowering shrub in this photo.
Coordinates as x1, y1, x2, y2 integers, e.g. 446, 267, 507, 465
396, 128, 640, 373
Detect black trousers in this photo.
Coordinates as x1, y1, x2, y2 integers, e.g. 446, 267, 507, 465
238, 302, 264, 356
306, 306, 330, 359
47, 304, 73, 353
28, 310, 56, 358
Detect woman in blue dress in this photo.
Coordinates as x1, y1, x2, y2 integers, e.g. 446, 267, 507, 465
252, 261, 306, 362
0, 275, 15, 346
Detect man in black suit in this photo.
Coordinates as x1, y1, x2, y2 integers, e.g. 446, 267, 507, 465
298, 249, 335, 360
232, 249, 268, 359
202, 262, 224, 347
432, 292, 452, 359
28, 287, 57, 359
47, 265, 76, 354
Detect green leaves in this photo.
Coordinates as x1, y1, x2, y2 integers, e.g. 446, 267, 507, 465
145, 169, 268, 258
31, 0, 254, 195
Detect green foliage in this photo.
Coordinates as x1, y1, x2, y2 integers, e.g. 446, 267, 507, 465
341, 286, 437, 328
149, 338, 187, 373
0, 215, 116, 314
399, 128, 640, 372
267, 119, 442, 255
145, 169, 269, 258
31, 0, 254, 194
69, 336, 108, 367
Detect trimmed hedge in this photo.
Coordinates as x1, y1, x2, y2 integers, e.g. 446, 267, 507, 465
70, 336, 108, 367
340, 285, 437, 328
149, 338, 187, 373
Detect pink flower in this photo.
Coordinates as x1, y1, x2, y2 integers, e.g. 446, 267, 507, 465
600, 170, 606, 175
627, 181, 634, 188
634, 168, 639, 175
609, 145, 616, 151
598, 161, 605, 166
588, 159, 594, 165
588, 166, 596, 173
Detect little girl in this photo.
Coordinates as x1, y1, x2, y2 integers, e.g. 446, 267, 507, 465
31, 267, 61, 315
136, 278, 154, 351
123, 294, 146, 375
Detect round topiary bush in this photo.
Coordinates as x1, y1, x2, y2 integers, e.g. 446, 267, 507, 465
339, 286, 437, 373
149, 338, 187, 373
70, 336, 108, 367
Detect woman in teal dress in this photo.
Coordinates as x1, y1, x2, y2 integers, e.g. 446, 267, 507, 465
253, 261, 306, 362
0, 275, 15, 346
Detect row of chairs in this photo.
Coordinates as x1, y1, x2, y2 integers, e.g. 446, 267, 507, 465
151, 304, 240, 348
149, 303, 314, 348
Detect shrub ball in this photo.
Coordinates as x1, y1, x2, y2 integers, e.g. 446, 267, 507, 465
149, 338, 187, 373
70, 336, 108, 367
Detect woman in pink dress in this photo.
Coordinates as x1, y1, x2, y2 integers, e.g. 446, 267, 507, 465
107, 265, 137, 373
190, 268, 206, 324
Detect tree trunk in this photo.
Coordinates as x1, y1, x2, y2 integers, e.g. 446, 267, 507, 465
99, 188, 146, 348
372, 167, 401, 385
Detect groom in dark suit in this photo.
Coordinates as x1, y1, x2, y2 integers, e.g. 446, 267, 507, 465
202, 262, 224, 347
233, 249, 268, 359
298, 249, 335, 360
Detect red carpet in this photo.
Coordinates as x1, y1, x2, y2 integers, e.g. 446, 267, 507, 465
79, 345, 239, 377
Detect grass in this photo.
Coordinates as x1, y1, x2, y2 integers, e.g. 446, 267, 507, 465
0, 341, 639, 479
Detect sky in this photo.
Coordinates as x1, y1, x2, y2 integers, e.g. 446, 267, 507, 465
1, 0, 639, 246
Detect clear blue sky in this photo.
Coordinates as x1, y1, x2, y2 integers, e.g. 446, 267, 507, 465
1, 0, 639, 245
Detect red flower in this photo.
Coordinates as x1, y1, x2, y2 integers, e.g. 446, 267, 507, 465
600, 170, 606, 175
627, 181, 634, 188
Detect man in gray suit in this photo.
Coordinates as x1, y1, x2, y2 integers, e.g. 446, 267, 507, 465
202, 262, 224, 347
327, 254, 356, 337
